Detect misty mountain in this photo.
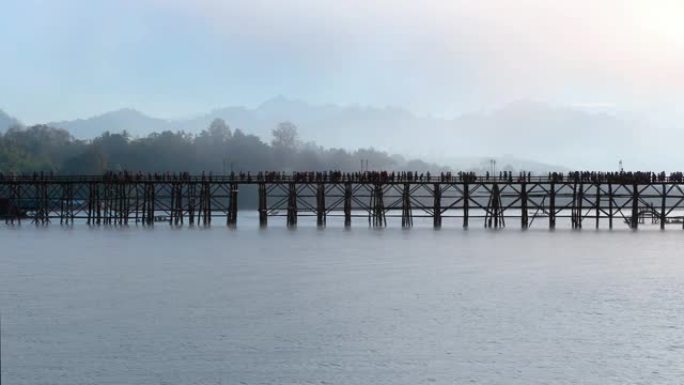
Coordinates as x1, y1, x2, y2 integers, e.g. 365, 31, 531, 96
440, 101, 639, 170
176, 96, 420, 151
23, 97, 644, 170
186, 98, 641, 170
0, 109, 21, 131
49, 108, 170, 138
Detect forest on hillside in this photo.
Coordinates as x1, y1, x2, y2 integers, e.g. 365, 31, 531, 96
0, 119, 441, 174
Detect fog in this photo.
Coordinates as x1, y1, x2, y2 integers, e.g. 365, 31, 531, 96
1, 0, 683, 169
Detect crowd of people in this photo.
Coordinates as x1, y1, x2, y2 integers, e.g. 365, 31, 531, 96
2, 170, 684, 184
256, 170, 480, 183
548, 171, 684, 184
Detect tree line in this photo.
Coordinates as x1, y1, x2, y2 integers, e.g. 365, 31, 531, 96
0, 119, 441, 174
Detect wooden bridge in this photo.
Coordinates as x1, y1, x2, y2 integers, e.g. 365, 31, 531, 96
2, 172, 684, 229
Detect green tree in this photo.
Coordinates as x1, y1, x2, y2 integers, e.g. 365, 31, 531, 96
271, 121, 298, 149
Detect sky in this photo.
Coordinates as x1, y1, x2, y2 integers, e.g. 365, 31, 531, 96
1, 0, 684, 123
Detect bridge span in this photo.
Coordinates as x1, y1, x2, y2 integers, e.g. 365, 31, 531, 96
1, 171, 684, 229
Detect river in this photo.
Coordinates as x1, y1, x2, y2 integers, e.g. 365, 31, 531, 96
1, 215, 683, 384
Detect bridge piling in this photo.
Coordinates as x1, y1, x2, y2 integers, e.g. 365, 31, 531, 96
661, 183, 666, 230
595, 184, 600, 229
520, 182, 528, 229
188, 183, 195, 225
433, 183, 441, 229
317, 183, 326, 228
344, 183, 352, 227
549, 182, 556, 229
370, 184, 386, 227
463, 183, 469, 228
168, 183, 175, 226
228, 183, 238, 228
258, 183, 268, 227
401, 183, 413, 228
577, 183, 584, 229
571, 184, 578, 229
608, 184, 613, 229
286, 183, 297, 228
175, 183, 184, 226
631, 184, 639, 229
204, 181, 211, 226
485, 183, 504, 228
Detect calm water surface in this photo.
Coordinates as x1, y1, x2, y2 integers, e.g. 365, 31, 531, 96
1, 215, 684, 384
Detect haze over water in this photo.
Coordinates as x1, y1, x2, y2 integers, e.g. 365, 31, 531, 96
2, 217, 683, 384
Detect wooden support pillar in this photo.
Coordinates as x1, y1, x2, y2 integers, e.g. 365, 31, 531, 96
344, 183, 352, 228
68, 183, 75, 224
316, 183, 326, 228
33, 182, 48, 225
102, 182, 108, 225
60, 184, 66, 225
115, 183, 120, 225
571, 183, 577, 229
103, 183, 109, 225
370, 183, 386, 227
188, 183, 195, 226
228, 182, 238, 227
433, 183, 441, 229
485, 183, 504, 228
463, 183, 469, 228
196, 181, 203, 226
33, 181, 44, 225
147, 183, 155, 226
140, 183, 147, 225
258, 182, 268, 228
96, 183, 102, 225
116, 183, 121, 225
111, 182, 116, 225
495, 183, 504, 228
577, 183, 583, 229
16, 182, 22, 224
43, 181, 49, 224
169, 183, 175, 226
608, 184, 613, 229
661, 183, 666, 230
61, 183, 73, 225
520, 182, 528, 229
178, 183, 184, 226
109, 182, 115, 225
134, 182, 140, 224
549, 182, 556, 229
204, 182, 211, 226
401, 183, 413, 228
631, 183, 639, 229
123, 183, 129, 225
286, 183, 297, 228
32, 183, 38, 224
174, 183, 184, 226
595, 184, 600, 229
87, 183, 93, 225
110, 182, 116, 225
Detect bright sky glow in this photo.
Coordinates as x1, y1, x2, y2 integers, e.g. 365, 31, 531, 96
1, 0, 683, 122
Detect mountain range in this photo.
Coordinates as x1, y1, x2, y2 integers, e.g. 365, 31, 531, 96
0, 97, 647, 171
